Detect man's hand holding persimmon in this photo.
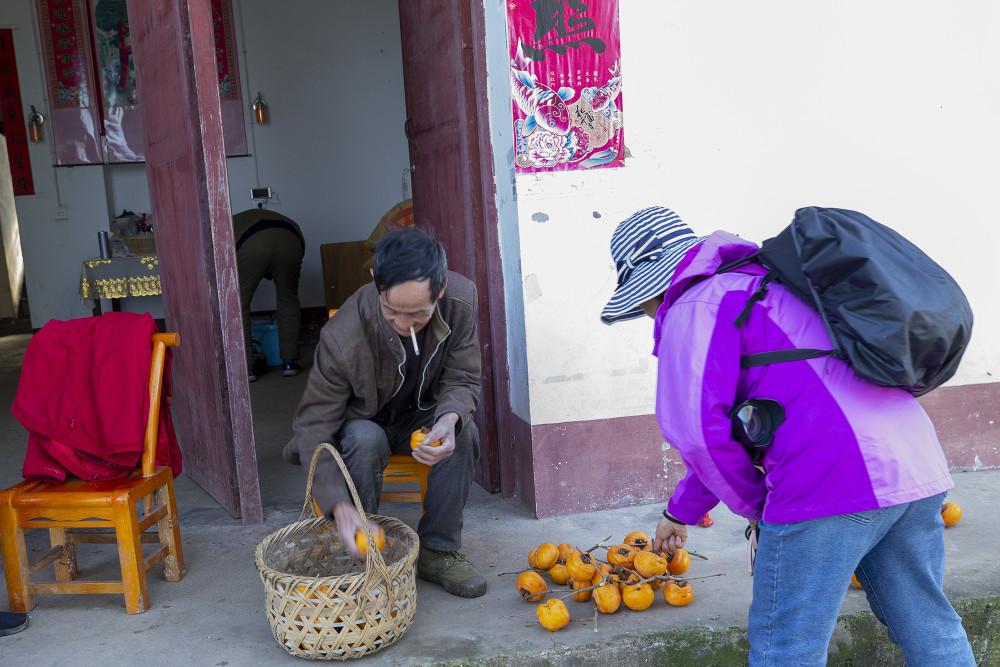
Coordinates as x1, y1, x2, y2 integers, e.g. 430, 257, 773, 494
411, 412, 459, 465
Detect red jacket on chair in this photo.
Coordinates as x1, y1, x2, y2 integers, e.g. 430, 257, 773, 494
13, 312, 182, 483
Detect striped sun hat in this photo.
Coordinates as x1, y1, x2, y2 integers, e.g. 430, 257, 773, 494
601, 207, 707, 325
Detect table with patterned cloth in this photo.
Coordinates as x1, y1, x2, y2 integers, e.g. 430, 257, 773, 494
79, 255, 161, 314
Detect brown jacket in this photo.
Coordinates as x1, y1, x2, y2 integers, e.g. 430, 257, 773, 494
283, 271, 481, 507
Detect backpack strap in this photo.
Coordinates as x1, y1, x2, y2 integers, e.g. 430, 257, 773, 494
716, 256, 757, 273
718, 260, 837, 368
715, 255, 774, 328
731, 269, 776, 328
740, 348, 832, 368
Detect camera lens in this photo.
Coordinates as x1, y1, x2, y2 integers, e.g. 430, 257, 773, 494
731, 399, 786, 448
736, 404, 767, 442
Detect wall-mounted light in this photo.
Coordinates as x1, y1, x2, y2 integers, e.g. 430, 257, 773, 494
27, 105, 45, 142
252, 91, 268, 124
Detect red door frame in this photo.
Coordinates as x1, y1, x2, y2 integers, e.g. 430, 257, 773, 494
126, 0, 262, 523
398, 0, 524, 495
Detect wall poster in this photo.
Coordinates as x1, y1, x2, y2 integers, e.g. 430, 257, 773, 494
37, 0, 247, 165
37, 0, 103, 164
506, 0, 624, 172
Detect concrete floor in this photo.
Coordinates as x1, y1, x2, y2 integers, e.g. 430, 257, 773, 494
0, 332, 997, 666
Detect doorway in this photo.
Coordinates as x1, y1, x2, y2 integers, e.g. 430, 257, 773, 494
127, 0, 508, 521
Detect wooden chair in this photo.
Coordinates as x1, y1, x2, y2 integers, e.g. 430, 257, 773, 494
0, 332, 185, 614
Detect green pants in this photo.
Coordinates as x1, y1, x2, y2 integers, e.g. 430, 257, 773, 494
237, 227, 304, 364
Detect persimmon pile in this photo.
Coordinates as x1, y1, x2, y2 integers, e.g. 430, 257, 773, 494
514, 530, 699, 631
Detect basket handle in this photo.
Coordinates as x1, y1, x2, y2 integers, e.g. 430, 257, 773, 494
302, 443, 393, 583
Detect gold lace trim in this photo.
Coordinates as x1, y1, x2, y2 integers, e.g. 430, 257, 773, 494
80, 257, 161, 299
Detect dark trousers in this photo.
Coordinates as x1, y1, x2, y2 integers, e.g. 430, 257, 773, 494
237, 228, 304, 364
337, 407, 479, 552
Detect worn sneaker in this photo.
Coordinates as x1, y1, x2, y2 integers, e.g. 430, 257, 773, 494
281, 359, 301, 377
0, 611, 28, 636
247, 364, 257, 383
417, 548, 487, 597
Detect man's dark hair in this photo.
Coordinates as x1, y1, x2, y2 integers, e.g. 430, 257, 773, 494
372, 228, 448, 299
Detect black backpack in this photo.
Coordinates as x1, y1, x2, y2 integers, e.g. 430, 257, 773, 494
719, 207, 973, 397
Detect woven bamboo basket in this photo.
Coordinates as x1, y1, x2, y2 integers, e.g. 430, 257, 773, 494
255, 443, 419, 660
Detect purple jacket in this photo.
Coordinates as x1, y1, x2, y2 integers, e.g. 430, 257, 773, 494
656, 232, 953, 524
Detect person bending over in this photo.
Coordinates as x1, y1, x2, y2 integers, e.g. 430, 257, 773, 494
602, 206, 974, 666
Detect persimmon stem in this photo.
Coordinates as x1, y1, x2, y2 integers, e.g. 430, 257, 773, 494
626, 572, 726, 587
557, 584, 600, 600
687, 550, 709, 560
584, 536, 613, 553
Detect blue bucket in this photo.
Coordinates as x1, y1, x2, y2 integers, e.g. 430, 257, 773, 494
250, 320, 281, 367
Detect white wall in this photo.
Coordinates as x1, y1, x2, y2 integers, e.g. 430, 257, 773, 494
8, 0, 408, 327
231, 0, 409, 311
515, 1, 1000, 426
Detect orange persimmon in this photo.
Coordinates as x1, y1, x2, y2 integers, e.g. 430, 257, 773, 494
566, 550, 597, 581
663, 579, 694, 606
548, 563, 571, 585
355, 525, 386, 554
571, 576, 593, 602
666, 548, 691, 576
607, 544, 638, 569
536, 598, 570, 631
593, 579, 622, 614
624, 531, 652, 552
633, 551, 667, 578
409, 427, 441, 449
516, 570, 548, 602
941, 502, 962, 527
534, 543, 559, 571
622, 582, 655, 611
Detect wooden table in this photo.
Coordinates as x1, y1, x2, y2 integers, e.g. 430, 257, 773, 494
79, 255, 161, 315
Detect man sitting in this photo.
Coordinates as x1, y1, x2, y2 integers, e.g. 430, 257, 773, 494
283, 227, 486, 597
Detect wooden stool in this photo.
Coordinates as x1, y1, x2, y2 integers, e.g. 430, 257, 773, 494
312, 454, 429, 516
380, 454, 429, 512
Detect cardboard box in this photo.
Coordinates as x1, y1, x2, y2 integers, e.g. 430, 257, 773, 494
123, 234, 156, 255
320, 240, 373, 309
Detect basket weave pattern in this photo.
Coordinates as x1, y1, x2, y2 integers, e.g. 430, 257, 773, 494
255, 444, 419, 659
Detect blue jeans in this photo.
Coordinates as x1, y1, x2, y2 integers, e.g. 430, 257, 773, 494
748, 493, 974, 666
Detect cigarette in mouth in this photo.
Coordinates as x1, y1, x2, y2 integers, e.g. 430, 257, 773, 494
409, 326, 420, 356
